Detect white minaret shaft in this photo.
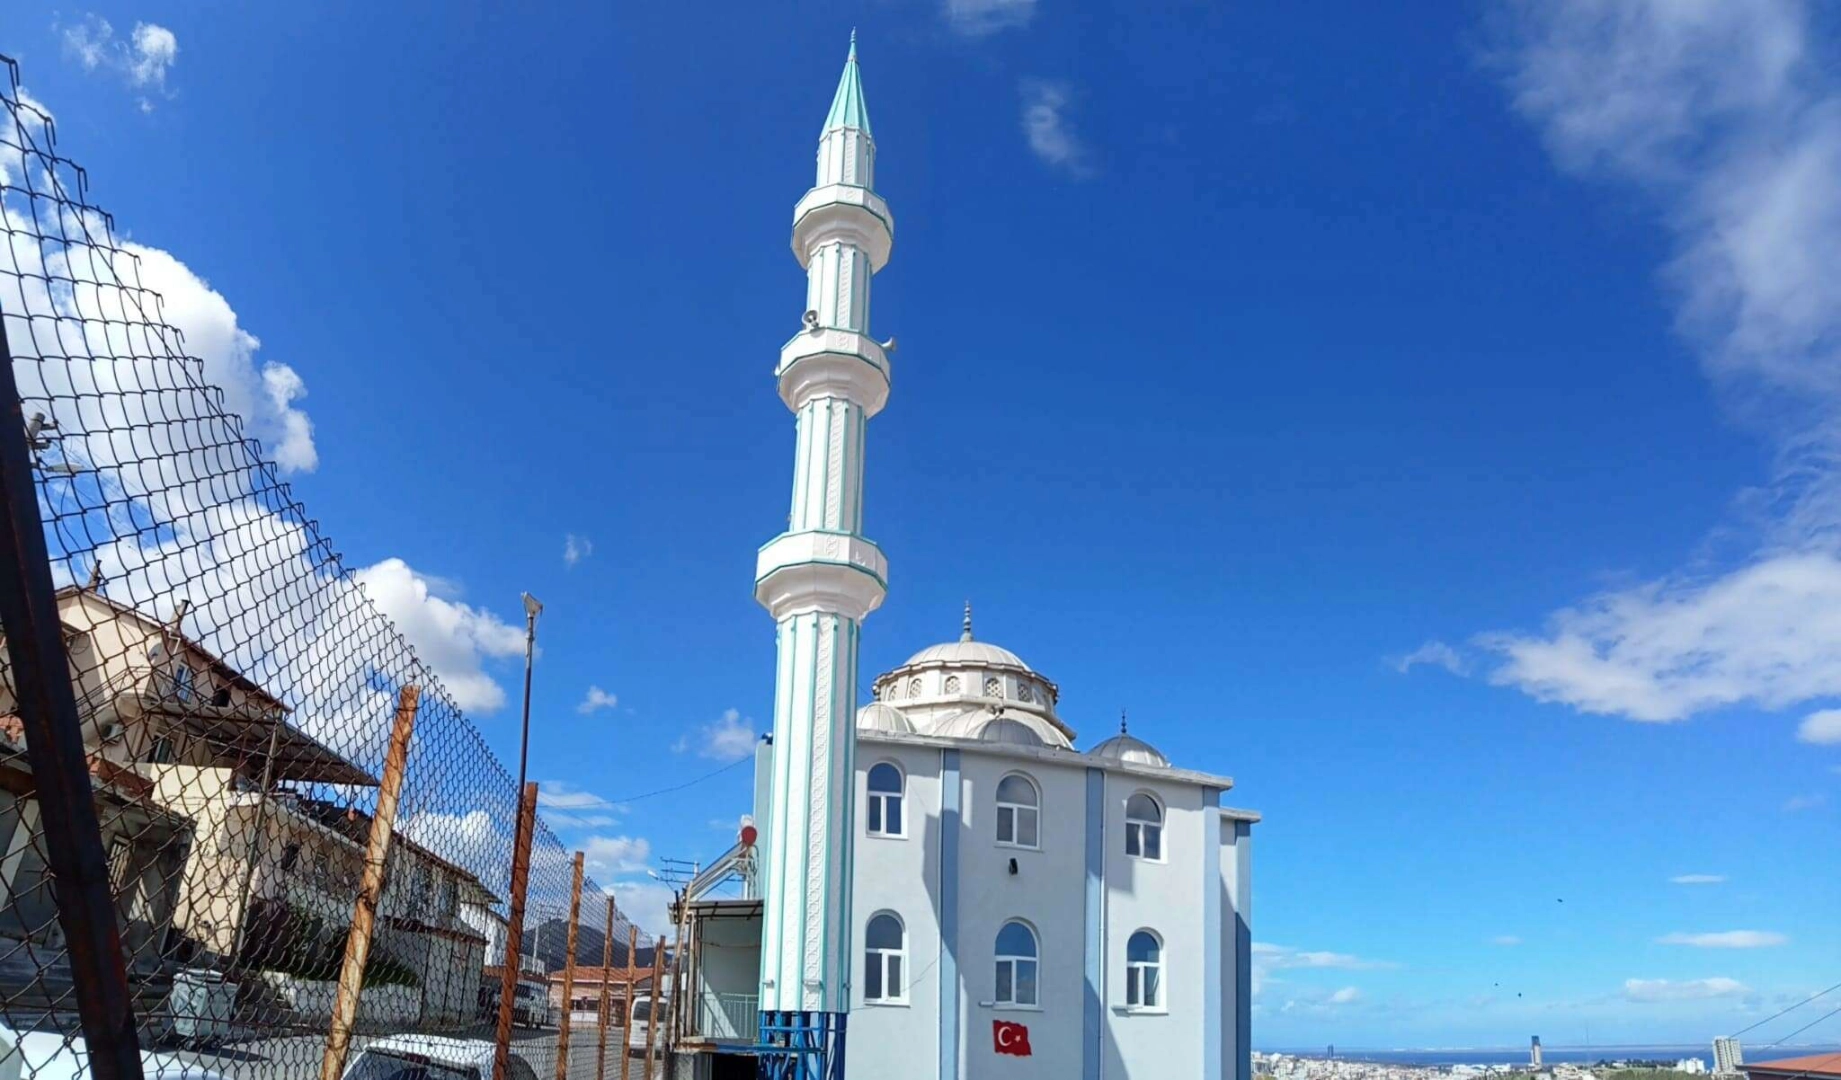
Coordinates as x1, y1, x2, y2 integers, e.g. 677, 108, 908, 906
753, 33, 894, 1017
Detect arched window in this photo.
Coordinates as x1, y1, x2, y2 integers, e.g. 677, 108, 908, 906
1126, 930, 1162, 1009
994, 920, 1038, 1007
867, 763, 905, 838
944, 675, 961, 694
983, 676, 1002, 697
864, 912, 906, 1004
1017, 682, 1034, 703
1125, 793, 1164, 861
907, 676, 923, 698
995, 774, 1039, 848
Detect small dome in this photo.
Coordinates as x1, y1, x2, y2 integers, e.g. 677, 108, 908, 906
927, 708, 1071, 749
1088, 727, 1169, 768
857, 703, 914, 734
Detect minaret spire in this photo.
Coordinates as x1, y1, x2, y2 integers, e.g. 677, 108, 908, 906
754, 31, 897, 1077
961, 600, 974, 642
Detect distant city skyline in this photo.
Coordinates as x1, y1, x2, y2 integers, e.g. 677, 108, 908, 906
3, 0, 1835, 1050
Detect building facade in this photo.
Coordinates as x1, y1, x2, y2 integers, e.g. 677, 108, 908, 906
698, 34, 1258, 1080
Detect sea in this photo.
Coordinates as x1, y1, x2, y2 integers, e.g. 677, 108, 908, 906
1264, 1046, 1841, 1069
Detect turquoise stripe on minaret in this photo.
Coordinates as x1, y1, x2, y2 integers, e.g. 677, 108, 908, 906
755, 34, 895, 1025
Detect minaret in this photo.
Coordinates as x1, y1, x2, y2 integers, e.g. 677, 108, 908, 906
752, 30, 893, 1070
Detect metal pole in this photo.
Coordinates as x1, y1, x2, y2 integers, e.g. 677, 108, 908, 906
321, 685, 420, 1080
596, 895, 614, 1080
0, 316, 143, 1079
227, 715, 283, 967
555, 851, 585, 1080
494, 782, 540, 1080
515, 594, 541, 792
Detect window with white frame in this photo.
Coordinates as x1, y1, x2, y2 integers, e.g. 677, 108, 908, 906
1125, 793, 1163, 860
867, 762, 905, 837
1125, 930, 1162, 1009
864, 912, 906, 1004
995, 774, 1039, 848
994, 920, 1039, 1007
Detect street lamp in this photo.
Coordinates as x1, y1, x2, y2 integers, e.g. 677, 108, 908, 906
516, 592, 542, 790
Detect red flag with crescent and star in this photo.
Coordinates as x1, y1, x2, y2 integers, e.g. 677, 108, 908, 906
993, 1020, 1032, 1057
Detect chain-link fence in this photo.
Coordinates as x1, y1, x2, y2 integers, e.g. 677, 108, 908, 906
0, 55, 669, 1080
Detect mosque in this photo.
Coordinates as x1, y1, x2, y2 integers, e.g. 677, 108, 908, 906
671, 35, 1258, 1080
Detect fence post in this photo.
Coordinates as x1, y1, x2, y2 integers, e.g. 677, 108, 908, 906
0, 319, 143, 1080
555, 851, 585, 1080
641, 937, 664, 1080
618, 924, 636, 1080
494, 781, 540, 1080
596, 895, 615, 1080
320, 684, 420, 1080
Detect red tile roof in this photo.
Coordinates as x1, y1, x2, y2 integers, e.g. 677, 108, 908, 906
1746, 1054, 1841, 1079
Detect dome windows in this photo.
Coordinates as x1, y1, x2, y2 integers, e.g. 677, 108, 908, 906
983, 676, 1002, 697
943, 674, 961, 694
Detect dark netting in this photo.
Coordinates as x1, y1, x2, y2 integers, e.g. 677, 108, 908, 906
0, 55, 660, 1080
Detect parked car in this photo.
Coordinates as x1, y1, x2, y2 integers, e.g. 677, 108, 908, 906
628, 995, 655, 1051
338, 1036, 538, 1080
0, 1026, 226, 1080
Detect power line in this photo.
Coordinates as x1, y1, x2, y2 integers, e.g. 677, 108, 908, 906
1731, 980, 1841, 1038
1758, 1001, 1841, 1051
613, 754, 752, 804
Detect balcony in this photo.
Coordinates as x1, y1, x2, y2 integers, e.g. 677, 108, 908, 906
693, 992, 758, 1042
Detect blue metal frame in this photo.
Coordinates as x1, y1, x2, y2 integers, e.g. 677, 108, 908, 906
756, 1010, 848, 1080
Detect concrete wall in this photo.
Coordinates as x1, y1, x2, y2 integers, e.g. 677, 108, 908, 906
849, 742, 943, 1079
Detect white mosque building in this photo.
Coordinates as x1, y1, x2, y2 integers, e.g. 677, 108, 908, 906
672, 34, 1258, 1080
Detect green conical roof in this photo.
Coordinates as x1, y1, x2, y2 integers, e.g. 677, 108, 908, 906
823, 30, 872, 137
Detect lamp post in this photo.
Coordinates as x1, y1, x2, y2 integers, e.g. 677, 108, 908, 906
517, 592, 542, 790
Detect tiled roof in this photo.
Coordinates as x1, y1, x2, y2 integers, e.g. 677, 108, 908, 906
1747, 1054, 1841, 1078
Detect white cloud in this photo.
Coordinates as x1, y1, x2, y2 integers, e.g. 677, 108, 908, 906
1797, 708, 1841, 743
1327, 986, 1362, 1005
678, 708, 757, 763
1491, 935, 1522, 946
1252, 943, 1392, 971
1019, 80, 1094, 179
1624, 977, 1748, 1004
1783, 792, 1827, 812
564, 533, 593, 569
1670, 874, 1727, 885
61, 16, 179, 108
584, 835, 651, 878
944, 0, 1034, 36
1658, 930, 1788, 948
577, 685, 618, 715
1481, 1, 1841, 724
1396, 640, 1468, 676
536, 782, 624, 830
355, 558, 526, 713
605, 880, 673, 938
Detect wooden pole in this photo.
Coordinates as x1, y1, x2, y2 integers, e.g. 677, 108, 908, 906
618, 924, 637, 1080
320, 685, 420, 1080
596, 895, 615, 1080
663, 884, 689, 1062
555, 851, 585, 1080
494, 782, 540, 1080
641, 936, 665, 1080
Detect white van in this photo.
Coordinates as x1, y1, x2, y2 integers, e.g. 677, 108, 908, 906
628, 995, 655, 1050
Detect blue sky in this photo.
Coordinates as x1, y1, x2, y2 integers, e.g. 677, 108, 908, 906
6, 0, 1839, 1051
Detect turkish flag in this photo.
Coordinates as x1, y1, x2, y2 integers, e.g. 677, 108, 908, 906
993, 1020, 1032, 1057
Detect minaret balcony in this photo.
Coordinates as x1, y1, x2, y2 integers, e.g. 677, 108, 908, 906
777, 329, 891, 415
755, 531, 889, 622
792, 185, 894, 271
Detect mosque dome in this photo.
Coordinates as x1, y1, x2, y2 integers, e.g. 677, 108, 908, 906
856, 702, 915, 734
1087, 715, 1170, 768
929, 708, 1072, 750
868, 604, 1074, 740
